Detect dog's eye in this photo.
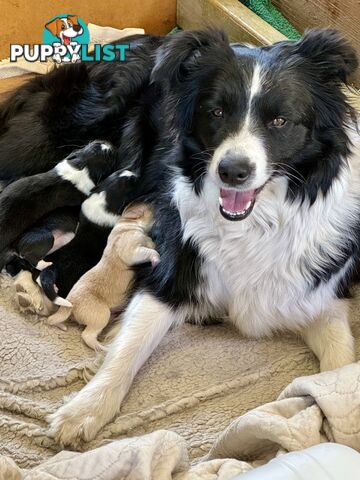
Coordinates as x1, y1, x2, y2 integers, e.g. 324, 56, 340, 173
270, 117, 287, 128
61, 24, 65, 30
212, 108, 224, 118
68, 22, 72, 27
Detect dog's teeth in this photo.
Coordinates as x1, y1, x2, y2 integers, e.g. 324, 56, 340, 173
219, 197, 223, 207
245, 201, 252, 210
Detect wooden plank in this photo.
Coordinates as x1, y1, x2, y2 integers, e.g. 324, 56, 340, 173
272, 0, 360, 84
0, 0, 176, 60
177, 0, 286, 45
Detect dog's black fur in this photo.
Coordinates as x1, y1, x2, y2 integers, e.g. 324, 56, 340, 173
0, 35, 162, 184
0, 28, 359, 311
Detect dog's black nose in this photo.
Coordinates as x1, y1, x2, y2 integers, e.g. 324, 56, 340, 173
73, 24, 82, 32
218, 155, 253, 186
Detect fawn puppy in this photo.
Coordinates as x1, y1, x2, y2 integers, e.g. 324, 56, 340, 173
46, 203, 159, 350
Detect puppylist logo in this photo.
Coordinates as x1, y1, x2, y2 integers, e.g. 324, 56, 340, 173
10, 14, 129, 63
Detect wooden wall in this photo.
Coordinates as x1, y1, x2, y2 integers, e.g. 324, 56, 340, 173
0, 0, 176, 60
273, 0, 360, 83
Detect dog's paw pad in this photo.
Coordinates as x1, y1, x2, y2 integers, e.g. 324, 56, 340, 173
17, 292, 32, 308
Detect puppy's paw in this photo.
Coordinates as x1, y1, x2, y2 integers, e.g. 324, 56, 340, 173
48, 405, 102, 448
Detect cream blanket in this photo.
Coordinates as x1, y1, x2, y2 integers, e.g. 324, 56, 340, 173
0, 273, 359, 479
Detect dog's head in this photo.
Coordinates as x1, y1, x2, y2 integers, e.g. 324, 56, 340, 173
45, 15, 83, 45
152, 28, 358, 221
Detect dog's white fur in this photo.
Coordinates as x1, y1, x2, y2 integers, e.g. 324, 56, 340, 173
48, 127, 359, 447
55, 160, 94, 195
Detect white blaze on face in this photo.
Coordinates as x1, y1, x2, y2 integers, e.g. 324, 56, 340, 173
210, 63, 269, 189
81, 191, 119, 227
55, 160, 95, 195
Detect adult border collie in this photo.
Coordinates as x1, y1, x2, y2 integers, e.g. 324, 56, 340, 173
0, 28, 359, 447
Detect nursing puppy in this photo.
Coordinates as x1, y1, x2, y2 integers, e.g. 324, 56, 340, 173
0, 141, 117, 270
46, 203, 159, 350
38, 170, 140, 303
45, 28, 360, 447
15, 207, 79, 267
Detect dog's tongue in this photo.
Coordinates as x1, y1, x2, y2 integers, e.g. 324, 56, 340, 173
63, 35, 71, 46
220, 188, 255, 212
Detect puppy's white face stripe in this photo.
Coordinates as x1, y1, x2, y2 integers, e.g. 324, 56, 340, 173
81, 191, 119, 227
55, 160, 95, 195
210, 63, 269, 189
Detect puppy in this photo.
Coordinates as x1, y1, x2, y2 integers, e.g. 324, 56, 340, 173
0, 140, 117, 270
46, 203, 159, 350
38, 169, 141, 304
15, 207, 79, 268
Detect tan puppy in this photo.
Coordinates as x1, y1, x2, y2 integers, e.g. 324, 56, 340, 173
46, 203, 159, 350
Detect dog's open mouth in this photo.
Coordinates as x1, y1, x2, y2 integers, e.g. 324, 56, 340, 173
219, 187, 259, 221
63, 35, 71, 46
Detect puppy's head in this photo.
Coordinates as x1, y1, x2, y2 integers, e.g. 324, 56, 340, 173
121, 203, 154, 229
112, 203, 159, 267
152, 28, 358, 221
45, 15, 83, 44
66, 141, 118, 185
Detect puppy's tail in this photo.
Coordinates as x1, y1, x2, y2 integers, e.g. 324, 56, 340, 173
47, 305, 73, 327
38, 268, 72, 307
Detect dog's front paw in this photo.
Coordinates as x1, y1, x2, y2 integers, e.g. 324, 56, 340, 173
48, 403, 103, 448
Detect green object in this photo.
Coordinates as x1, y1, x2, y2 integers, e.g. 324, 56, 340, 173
168, 27, 182, 35
241, 0, 301, 40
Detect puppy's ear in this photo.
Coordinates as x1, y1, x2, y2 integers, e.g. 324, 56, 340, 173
45, 18, 62, 37
123, 205, 145, 220
67, 15, 79, 26
151, 28, 230, 87
294, 29, 358, 83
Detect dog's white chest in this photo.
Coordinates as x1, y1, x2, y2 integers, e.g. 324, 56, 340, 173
174, 173, 357, 336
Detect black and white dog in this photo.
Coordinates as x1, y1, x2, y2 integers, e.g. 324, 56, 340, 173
0, 28, 359, 447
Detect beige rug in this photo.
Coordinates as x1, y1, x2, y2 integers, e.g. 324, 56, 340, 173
0, 272, 360, 473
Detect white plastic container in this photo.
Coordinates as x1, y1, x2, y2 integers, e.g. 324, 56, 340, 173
231, 443, 360, 480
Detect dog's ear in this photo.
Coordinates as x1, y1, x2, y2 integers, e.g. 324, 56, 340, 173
293, 29, 358, 83
67, 15, 79, 26
45, 18, 62, 37
151, 28, 230, 88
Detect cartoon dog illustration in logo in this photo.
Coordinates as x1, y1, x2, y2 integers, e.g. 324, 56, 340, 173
45, 15, 83, 63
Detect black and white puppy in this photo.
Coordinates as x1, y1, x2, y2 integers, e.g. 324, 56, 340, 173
45, 28, 360, 447
0, 140, 117, 269
16, 207, 79, 266
38, 169, 140, 303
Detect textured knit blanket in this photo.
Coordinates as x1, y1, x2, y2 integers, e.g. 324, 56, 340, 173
0, 272, 359, 479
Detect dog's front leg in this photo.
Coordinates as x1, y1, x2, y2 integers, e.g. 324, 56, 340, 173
302, 298, 355, 371
48, 291, 176, 448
